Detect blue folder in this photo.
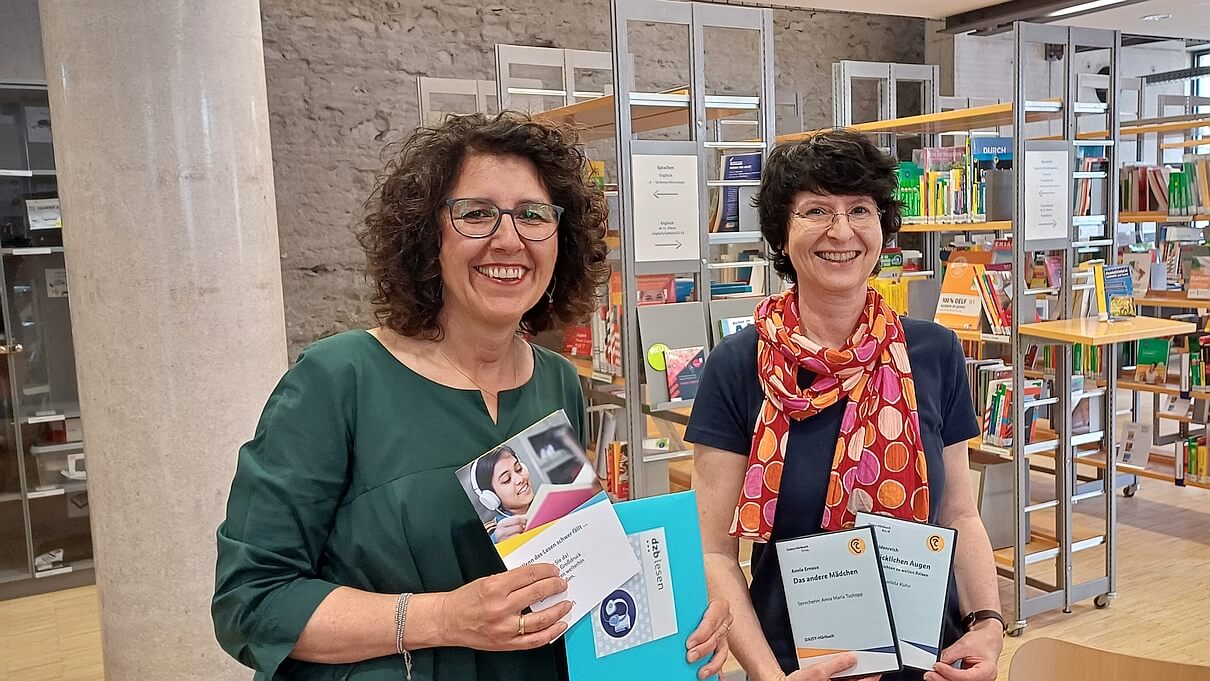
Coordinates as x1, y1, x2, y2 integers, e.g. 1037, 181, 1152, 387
565, 490, 711, 681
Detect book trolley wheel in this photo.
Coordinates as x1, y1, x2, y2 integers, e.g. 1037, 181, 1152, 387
1094, 593, 1114, 609
1007, 621, 1027, 638
1122, 482, 1139, 497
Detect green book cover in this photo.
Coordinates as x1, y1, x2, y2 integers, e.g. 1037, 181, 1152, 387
1135, 338, 1171, 383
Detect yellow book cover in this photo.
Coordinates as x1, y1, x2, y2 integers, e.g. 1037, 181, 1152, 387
588, 160, 607, 190
1199, 159, 1210, 212
934, 262, 984, 331
1093, 263, 1109, 321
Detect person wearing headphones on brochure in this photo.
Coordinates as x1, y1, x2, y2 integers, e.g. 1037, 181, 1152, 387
473, 445, 534, 542
687, 130, 1004, 681
212, 111, 733, 681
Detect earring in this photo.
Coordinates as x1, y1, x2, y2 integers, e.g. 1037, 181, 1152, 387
545, 276, 556, 305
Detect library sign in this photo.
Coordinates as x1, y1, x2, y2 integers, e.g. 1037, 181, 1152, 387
631, 154, 702, 263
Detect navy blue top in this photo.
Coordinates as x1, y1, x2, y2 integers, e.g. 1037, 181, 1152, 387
684, 318, 980, 679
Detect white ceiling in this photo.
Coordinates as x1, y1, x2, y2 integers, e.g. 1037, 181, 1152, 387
1051, 0, 1210, 41
765, 0, 1210, 40
761, 0, 999, 19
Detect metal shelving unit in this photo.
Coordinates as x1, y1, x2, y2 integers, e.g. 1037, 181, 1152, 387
605, 0, 775, 498
1009, 23, 1126, 632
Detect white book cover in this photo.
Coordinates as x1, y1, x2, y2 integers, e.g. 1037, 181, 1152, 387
776, 527, 901, 678
855, 513, 956, 671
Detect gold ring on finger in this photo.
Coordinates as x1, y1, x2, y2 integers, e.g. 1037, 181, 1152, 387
518, 613, 527, 636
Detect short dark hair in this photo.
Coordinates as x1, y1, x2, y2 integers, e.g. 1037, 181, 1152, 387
756, 130, 902, 283
359, 111, 610, 339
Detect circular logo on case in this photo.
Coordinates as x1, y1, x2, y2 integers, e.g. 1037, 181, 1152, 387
599, 589, 637, 638
928, 534, 946, 553
848, 537, 867, 556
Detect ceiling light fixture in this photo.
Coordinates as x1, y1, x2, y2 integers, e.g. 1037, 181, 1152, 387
1045, 0, 1135, 18
1140, 13, 1172, 20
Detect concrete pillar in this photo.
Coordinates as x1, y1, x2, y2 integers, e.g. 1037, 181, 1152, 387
37, 1, 286, 677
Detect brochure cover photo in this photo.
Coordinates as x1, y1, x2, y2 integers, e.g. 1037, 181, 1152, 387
456, 410, 602, 544
456, 410, 637, 627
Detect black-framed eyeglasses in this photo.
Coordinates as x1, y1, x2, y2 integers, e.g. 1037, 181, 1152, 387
791, 205, 884, 230
444, 198, 563, 242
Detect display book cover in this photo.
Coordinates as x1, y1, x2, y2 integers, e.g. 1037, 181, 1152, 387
775, 525, 902, 678
663, 346, 705, 402
853, 512, 957, 671
1093, 263, 1136, 320
565, 490, 710, 681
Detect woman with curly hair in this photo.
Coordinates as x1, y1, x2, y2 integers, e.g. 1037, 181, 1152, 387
212, 112, 731, 681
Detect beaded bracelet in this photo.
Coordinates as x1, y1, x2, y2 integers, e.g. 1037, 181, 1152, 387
395, 592, 413, 680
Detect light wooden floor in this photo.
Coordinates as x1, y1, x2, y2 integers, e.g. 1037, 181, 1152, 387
2, 472, 1208, 680
0, 586, 104, 681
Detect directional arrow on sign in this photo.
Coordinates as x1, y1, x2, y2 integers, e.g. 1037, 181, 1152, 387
653, 189, 680, 199
654, 241, 683, 249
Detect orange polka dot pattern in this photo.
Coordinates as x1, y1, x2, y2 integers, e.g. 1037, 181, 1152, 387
729, 287, 930, 541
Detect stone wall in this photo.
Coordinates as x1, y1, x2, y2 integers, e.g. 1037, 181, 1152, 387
259, 1, 925, 357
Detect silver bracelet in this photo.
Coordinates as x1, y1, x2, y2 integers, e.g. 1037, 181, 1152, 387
395, 592, 413, 680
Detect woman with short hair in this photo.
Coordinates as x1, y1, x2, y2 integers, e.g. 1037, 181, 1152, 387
689, 130, 1003, 681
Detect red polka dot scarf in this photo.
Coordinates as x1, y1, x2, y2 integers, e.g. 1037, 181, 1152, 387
729, 286, 929, 541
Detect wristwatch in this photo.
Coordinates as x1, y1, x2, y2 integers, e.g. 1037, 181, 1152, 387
962, 610, 1006, 633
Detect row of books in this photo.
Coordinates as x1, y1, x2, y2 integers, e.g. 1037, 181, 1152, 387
896, 137, 1011, 224
582, 272, 673, 377
713, 249, 765, 289
967, 358, 1106, 449
707, 152, 761, 233
1118, 424, 1210, 485
1114, 157, 1210, 216
1171, 337, 1210, 391
1074, 156, 1110, 216
969, 360, 1042, 447
1019, 342, 1105, 378
571, 270, 760, 377
1170, 156, 1210, 216
1178, 437, 1210, 486
592, 413, 689, 501
1120, 163, 1170, 214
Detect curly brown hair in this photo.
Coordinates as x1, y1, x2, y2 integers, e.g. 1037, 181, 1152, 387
756, 129, 902, 283
359, 111, 610, 339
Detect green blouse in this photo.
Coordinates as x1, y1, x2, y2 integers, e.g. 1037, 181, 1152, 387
212, 330, 585, 681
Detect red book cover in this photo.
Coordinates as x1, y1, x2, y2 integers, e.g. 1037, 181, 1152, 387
663, 346, 706, 401
562, 324, 592, 357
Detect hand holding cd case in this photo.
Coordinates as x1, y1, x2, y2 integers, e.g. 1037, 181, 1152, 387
776, 526, 901, 678
855, 512, 957, 671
